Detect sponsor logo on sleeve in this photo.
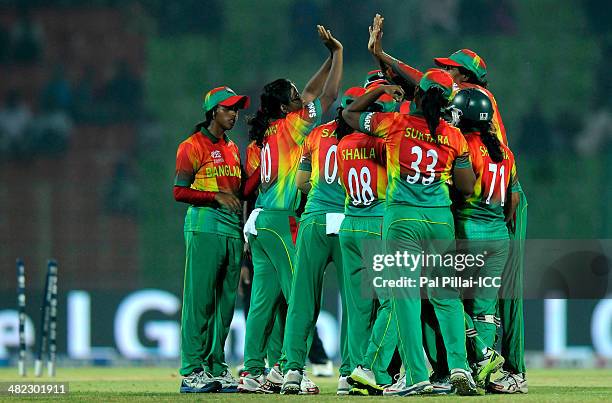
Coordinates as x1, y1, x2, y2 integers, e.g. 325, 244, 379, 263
363, 112, 374, 131
307, 102, 317, 118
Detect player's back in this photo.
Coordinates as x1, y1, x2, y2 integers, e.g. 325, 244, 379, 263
455, 132, 516, 224
372, 112, 469, 207
301, 121, 345, 216
337, 132, 387, 216
256, 100, 322, 212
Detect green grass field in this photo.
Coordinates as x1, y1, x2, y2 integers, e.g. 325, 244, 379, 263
0, 367, 611, 401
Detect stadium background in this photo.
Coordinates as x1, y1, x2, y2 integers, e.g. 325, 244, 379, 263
0, 0, 610, 367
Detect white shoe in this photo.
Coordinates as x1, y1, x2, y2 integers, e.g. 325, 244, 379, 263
311, 360, 334, 377
237, 371, 265, 393
429, 373, 453, 395
348, 365, 383, 395
280, 369, 302, 395
180, 370, 221, 393
337, 375, 350, 395
383, 374, 433, 396
214, 369, 238, 393
450, 368, 478, 396
383, 373, 406, 396
299, 372, 320, 395
490, 371, 528, 394
260, 364, 282, 394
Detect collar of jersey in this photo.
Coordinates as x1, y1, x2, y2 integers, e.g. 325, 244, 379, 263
200, 126, 229, 144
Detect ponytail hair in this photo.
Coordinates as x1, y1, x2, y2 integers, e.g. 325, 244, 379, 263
335, 101, 382, 140
248, 79, 294, 147
191, 108, 215, 135
335, 106, 353, 139
479, 122, 503, 163
420, 86, 448, 142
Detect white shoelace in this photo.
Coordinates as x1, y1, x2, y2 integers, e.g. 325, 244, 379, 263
390, 373, 406, 389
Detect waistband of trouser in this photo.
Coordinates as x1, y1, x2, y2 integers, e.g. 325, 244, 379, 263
257, 209, 297, 216
386, 203, 450, 211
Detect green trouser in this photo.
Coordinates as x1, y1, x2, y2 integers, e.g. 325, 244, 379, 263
421, 299, 448, 377
339, 215, 395, 385
386, 205, 469, 375
362, 299, 396, 385
456, 219, 509, 361
180, 231, 242, 376
498, 188, 528, 374
384, 205, 457, 384
244, 210, 297, 375
284, 213, 350, 375
266, 311, 283, 366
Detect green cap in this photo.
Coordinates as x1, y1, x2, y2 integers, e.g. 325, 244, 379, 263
341, 87, 366, 108
363, 69, 388, 88
434, 49, 487, 82
419, 68, 454, 100
203, 86, 250, 112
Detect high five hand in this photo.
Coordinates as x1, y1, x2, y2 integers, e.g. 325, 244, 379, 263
317, 25, 343, 53
368, 14, 384, 56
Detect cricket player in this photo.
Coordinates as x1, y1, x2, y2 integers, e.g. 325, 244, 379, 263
239, 25, 343, 394
343, 70, 478, 396
174, 86, 250, 393
450, 87, 520, 390
368, 14, 528, 393
337, 89, 397, 396
280, 88, 363, 395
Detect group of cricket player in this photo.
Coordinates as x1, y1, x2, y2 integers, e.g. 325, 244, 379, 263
174, 14, 528, 396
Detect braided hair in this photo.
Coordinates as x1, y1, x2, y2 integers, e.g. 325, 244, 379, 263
477, 123, 503, 163
335, 101, 382, 140
419, 86, 449, 143
248, 79, 294, 147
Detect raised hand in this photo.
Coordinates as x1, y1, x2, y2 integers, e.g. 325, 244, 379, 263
368, 14, 384, 56
380, 84, 405, 102
317, 25, 343, 53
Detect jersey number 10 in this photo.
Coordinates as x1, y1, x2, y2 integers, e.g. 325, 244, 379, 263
261, 143, 272, 183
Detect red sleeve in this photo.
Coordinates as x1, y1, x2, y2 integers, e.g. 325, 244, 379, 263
392, 61, 424, 85
242, 166, 261, 198
174, 141, 197, 187
173, 186, 216, 205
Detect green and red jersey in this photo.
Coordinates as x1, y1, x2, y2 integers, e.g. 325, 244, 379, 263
392, 61, 508, 145
174, 128, 242, 237
359, 111, 470, 207
299, 120, 345, 216
455, 132, 518, 223
337, 132, 387, 216
245, 140, 261, 177
256, 99, 323, 212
